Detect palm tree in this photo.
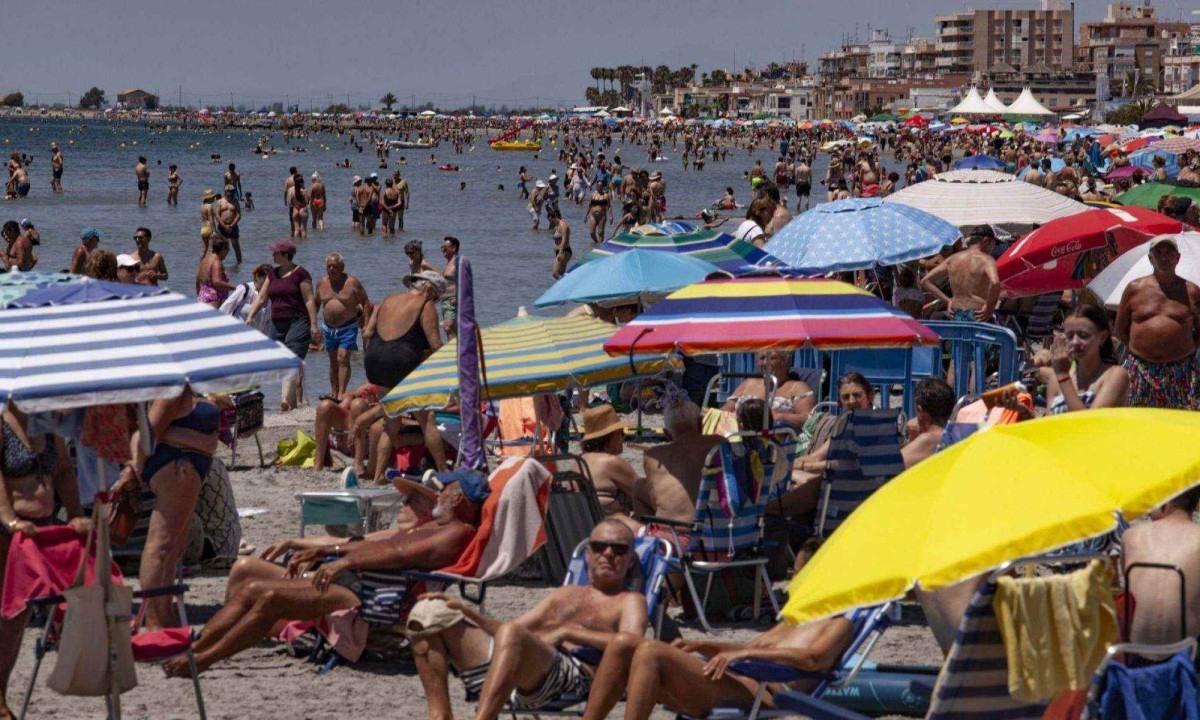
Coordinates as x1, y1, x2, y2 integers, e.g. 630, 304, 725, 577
591, 67, 601, 92
379, 92, 398, 111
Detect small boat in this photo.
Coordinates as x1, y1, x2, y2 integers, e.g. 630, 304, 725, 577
389, 139, 437, 149
438, 165, 460, 172
489, 140, 541, 151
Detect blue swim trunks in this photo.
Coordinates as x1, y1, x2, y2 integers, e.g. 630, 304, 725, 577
321, 319, 359, 351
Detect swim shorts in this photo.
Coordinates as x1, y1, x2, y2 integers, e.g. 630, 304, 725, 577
1123, 352, 1200, 410
440, 297, 457, 326
52, 168, 63, 179
137, 179, 149, 192
796, 182, 811, 197
16, 183, 30, 197
459, 641, 593, 708
219, 224, 240, 240
321, 319, 359, 352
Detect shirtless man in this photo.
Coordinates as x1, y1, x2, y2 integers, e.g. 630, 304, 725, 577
636, 398, 723, 526
355, 174, 377, 235
50, 142, 63, 192
132, 227, 168, 285
919, 226, 1000, 323
135, 156, 149, 207
410, 519, 648, 720
758, 185, 792, 238
440, 236, 460, 339
579, 405, 640, 528
749, 159, 765, 183
1121, 486, 1200, 644
900, 378, 954, 469
1115, 236, 1200, 409
283, 166, 298, 210
223, 162, 242, 202
315, 253, 371, 400
163, 475, 485, 677
647, 172, 666, 222
69, 227, 101, 275
794, 157, 812, 212
9, 161, 29, 199
309, 172, 326, 230
381, 178, 402, 236
166, 165, 182, 206
394, 173, 410, 231
0, 222, 19, 271
215, 185, 243, 264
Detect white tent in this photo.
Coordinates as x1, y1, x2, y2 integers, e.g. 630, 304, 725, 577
982, 89, 1009, 113
1004, 88, 1055, 116
948, 88, 996, 116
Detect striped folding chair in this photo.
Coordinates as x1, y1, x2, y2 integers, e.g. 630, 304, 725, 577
643, 431, 787, 632
816, 408, 905, 538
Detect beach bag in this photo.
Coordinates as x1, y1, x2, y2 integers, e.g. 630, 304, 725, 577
194, 458, 242, 567
48, 506, 137, 696
714, 441, 765, 518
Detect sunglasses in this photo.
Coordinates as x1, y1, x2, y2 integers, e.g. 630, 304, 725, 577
587, 540, 631, 557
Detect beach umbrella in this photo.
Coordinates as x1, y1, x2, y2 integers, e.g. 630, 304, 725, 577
630, 222, 698, 236
0, 270, 83, 308
454, 255, 484, 471
765, 198, 961, 272
578, 229, 786, 275
603, 276, 938, 356
1088, 232, 1200, 309
885, 169, 1088, 228
533, 250, 720, 308
951, 155, 1005, 171
1105, 165, 1144, 180
783, 409, 1200, 626
997, 206, 1183, 297
380, 314, 679, 416
1114, 182, 1200, 210
0, 289, 302, 412
1129, 147, 1181, 179
1034, 132, 1059, 144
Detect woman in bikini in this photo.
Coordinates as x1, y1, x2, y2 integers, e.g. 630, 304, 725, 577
1038, 302, 1129, 414
722, 350, 817, 430
586, 185, 612, 244
0, 408, 88, 720
196, 237, 236, 308
549, 206, 573, 279
309, 172, 326, 231
200, 188, 218, 257
289, 174, 309, 239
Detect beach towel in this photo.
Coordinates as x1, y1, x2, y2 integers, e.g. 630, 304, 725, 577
277, 608, 368, 663
994, 560, 1118, 702
276, 430, 317, 467
2, 526, 122, 619
495, 397, 551, 456
1096, 649, 1200, 720
437, 456, 551, 580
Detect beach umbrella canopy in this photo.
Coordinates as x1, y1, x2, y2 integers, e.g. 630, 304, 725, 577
885, 169, 1088, 228
381, 314, 679, 415
1115, 182, 1200, 210
1088, 232, 1200, 309
629, 222, 698, 236
578, 229, 785, 275
0, 271, 83, 308
603, 277, 939, 356
1034, 132, 1059, 144
765, 198, 961, 272
951, 155, 1005, 171
0, 290, 303, 412
533, 249, 720, 308
997, 206, 1184, 297
783, 409, 1200, 626
1016, 157, 1065, 181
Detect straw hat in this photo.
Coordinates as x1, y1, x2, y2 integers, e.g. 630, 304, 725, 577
202, 188, 218, 201
581, 404, 626, 442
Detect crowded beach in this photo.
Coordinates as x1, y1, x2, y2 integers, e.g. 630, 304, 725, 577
2, 92, 1200, 720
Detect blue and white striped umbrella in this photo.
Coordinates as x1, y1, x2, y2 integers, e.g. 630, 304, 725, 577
765, 198, 962, 272
0, 290, 303, 411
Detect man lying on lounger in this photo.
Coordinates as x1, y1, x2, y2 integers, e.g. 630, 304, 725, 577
163, 472, 488, 677
409, 519, 648, 720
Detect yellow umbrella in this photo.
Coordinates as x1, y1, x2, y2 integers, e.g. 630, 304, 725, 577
950, 117, 969, 124
783, 409, 1200, 626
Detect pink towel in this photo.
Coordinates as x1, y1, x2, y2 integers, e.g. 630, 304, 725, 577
2, 526, 123, 619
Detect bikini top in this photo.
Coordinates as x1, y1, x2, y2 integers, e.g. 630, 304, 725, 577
168, 401, 221, 436
1, 421, 57, 478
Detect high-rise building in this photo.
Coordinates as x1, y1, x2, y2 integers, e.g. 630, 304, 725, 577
935, 4, 1075, 76
1078, 3, 1190, 94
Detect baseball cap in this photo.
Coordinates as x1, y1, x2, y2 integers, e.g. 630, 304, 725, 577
116, 254, 140, 269
405, 597, 465, 639
438, 469, 491, 505
80, 227, 101, 241
19, 219, 33, 230
1149, 235, 1179, 251
352, 175, 362, 183
368, 172, 378, 179
268, 238, 297, 254
535, 180, 547, 188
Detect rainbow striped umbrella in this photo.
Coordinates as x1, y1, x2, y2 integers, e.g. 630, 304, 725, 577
603, 277, 938, 356
381, 313, 679, 415
579, 228, 785, 275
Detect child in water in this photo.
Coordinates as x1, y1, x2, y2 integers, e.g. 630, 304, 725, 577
243, 191, 254, 210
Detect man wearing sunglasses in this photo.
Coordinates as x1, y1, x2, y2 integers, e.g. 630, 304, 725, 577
410, 519, 648, 720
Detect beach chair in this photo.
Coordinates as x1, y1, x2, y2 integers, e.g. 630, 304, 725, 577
827, 348, 935, 416
997, 292, 1060, 353
294, 487, 404, 538
535, 453, 604, 585
217, 389, 266, 469
816, 408, 905, 539
642, 431, 788, 632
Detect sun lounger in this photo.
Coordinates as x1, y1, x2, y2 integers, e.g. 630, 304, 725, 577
816, 408, 905, 538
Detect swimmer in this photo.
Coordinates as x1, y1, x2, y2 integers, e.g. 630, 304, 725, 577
459, 181, 466, 190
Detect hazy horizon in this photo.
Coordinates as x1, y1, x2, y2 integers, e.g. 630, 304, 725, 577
1, 0, 1123, 110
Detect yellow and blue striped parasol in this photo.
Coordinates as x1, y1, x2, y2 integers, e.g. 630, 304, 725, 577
381, 313, 680, 416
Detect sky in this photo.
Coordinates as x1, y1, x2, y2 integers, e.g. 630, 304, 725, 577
0, 0, 1133, 110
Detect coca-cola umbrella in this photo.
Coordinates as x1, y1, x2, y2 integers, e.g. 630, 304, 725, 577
997, 206, 1184, 297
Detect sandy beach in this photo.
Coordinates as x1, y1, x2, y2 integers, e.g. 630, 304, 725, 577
8, 406, 942, 720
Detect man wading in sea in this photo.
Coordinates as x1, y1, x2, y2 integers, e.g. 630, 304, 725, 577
135, 156, 150, 207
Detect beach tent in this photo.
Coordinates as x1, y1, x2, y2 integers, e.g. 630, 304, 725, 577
1140, 102, 1188, 129
982, 88, 1009, 113
947, 88, 996, 116
1003, 88, 1055, 116
885, 170, 1088, 228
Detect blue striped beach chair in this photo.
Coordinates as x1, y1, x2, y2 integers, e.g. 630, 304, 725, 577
644, 431, 788, 632
816, 408, 905, 538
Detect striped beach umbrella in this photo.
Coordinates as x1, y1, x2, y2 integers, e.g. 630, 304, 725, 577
381, 314, 679, 416
579, 228, 785, 275
0, 289, 303, 412
603, 277, 938, 356
885, 169, 1088, 228
629, 221, 698, 236
765, 198, 961, 272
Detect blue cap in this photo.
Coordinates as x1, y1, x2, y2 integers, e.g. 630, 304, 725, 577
437, 469, 491, 505
19, 219, 32, 230
80, 227, 101, 240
